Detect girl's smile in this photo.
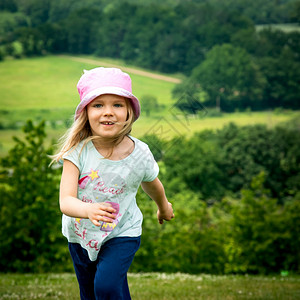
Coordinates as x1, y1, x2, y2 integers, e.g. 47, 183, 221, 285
87, 94, 128, 139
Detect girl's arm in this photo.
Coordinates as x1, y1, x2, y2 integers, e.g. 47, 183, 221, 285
60, 160, 116, 227
141, 177, 174, 224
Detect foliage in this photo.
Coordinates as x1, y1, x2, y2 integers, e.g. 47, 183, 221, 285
0, 119, 299, 274
186, 44, 266, 111
162, 134, 226, 200
140, 94, 159, 117
291, 0, 300, 23
225, 172, 300, 274
0, 121, 71, 272
135, 121, 300, 275
258, 47, 300, 109
0, 47, 4, 61
140, 134, 164, 161
63, 8, 102, 54
134, 188, 227, 274
0, 1, 299, 112
208, 0, 298, 24
171, 89, 209, 115
162, 122, 300, 202
10, 40, 23, 58
174, 28, 300, 111
0, 0, 299, 275
134, 171, 300, 275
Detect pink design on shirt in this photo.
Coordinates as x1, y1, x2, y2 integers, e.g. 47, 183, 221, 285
99, 202, 121, 232
78, 169, 100, 189
78, 175, 90, 189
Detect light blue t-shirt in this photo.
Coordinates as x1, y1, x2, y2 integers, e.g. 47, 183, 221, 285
61, 136, 159, 261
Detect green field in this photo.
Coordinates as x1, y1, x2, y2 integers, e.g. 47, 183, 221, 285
0, 55, 299, 156
0, 55, 177, 111
256, 23, 300, 33
0, 273, 299, 300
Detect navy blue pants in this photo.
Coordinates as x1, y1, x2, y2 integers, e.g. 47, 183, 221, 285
69, 236, 141, 300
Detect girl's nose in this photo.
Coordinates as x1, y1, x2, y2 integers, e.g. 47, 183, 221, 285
103, 106, 113, 116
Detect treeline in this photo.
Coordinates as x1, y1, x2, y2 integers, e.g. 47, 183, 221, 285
0, 1, 300, 111
0, 119, 299, 274
0, 0, 298, 26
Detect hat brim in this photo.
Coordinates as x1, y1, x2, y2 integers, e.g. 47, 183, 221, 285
74, 86, 140, 121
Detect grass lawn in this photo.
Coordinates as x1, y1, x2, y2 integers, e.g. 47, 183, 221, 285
0, 55, 299, 157
255, 23, 300, 33
131, 110, 299, 138
0, 55, 177, 111
1, 110, 299, 157
0, 273, 299, 300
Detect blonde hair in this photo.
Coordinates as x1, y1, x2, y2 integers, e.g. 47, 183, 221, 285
51, 98, 134, 164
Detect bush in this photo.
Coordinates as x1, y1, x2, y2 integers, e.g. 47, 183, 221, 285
0, 47, 4, 61
0, 120, 299, 274
11, 40, 23, 58
0, 120, 71, 272
225, 172, 300, 274
133, 172, 300, 275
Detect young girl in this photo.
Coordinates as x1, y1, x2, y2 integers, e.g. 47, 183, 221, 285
52, 67, 174, 300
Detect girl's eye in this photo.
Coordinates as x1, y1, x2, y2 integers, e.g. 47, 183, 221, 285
114, 103, 123, 107
94, 103, 103, 108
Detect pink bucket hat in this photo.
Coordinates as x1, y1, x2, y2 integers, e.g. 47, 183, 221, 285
75, 67, 140, 121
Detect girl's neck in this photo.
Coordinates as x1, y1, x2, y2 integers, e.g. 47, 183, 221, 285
92, 136, 123, 150
92, 135, 134, 160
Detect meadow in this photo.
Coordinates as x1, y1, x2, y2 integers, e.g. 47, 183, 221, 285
0, 55, 299, 156
1, 56, 300, 299
0, 272, 299, 300
255, 23, 300, 33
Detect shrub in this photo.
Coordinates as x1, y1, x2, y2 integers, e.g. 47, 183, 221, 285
0, 120, 71, 272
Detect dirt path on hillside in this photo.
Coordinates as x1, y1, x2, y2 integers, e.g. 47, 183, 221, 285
61, 55, 182, 84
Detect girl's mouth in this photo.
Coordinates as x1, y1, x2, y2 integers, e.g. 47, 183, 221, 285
101, 121, 115, 125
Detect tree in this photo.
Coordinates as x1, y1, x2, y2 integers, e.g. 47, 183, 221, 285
172, 81, 209, 115
258, 47, 300, 109
140, 134, 164, 161
14, 27, 45, 56
0, 0, 17, 12
227, 172, 300, 274
216, 122, 300, 201
16, 0, 50, 27
0, 121, 69, 272
133, 187, 227, 274
160, 121, 300, 202
140, 94, 159, 117
190, 44, 266, 112
290, 0, 300, 23
162, 133, 227, 201
63, 8, 102, 54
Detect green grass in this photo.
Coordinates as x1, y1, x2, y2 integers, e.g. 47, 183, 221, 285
256, 23, 300, 33
0, 273, 299, 299
131, 110, 299, 138
0, 55, 177, 111
0, 56, 80, 110
0, 55, 299, 157
1, 111, 298, 157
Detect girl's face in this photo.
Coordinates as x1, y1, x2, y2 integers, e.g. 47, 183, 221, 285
87, 94, 128, 139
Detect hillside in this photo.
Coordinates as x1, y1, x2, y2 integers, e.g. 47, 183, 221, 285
0, 55, 299, 157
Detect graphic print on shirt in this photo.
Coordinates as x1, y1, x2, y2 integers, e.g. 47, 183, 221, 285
78, 170, 126, 233
78, 169, 99, 189
74, 218, 87, 239
93, 172, 125, 232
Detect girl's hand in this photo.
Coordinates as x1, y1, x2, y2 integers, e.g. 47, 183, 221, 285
157, 202, 175, 225
86, 202, 117, 227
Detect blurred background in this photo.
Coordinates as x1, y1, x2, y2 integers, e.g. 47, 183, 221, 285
0, 0, 299, 277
